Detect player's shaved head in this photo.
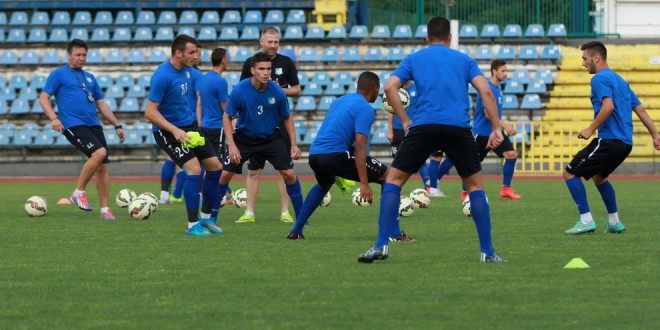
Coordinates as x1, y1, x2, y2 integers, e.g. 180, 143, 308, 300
427, 17, 451, 42
357, 71, 379, 92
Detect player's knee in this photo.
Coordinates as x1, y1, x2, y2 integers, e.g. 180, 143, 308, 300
247, 169, 262, 179
562, 169, 574, 180
220, 171, 234, 184
183, 161, 202, 175
504, 150, 517, 159
279, 170, 296, 183
91, 148, 107, 162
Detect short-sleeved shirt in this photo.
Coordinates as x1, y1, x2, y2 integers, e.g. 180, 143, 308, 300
147, 61, 196, 131
188, 67, 203, 114
225, 79, 290, 139
42, 65, 104, 129
240, 53, 299, 88
310, 93, 375, 155
392, 44, 483, 128
392, 82, 418, 130
199, 71, 229, 129
473, 80, 503, 136
591, 68, 640, 145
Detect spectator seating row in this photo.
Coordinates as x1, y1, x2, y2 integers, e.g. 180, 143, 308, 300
458, 44, 561, 61
459, 23, 567, 38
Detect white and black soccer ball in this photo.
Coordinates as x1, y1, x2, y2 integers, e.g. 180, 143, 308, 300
138, 192, 159, 213
116, 188, 137, 208
25, 196, 47, 217
319, 192, 332, 207
351, 188, 371, 206
383, 88, 410, 114
233, 188, 248, 209
399, 196, 415, 217
409, 189, 431, 208
128, 197, 152, 220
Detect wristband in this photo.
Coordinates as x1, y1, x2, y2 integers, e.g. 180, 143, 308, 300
114, 125, 123, 129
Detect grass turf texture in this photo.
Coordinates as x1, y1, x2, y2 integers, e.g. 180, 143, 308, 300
2, 178, 659, 329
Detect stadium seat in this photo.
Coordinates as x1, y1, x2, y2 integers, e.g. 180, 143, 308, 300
133, 27, 153, 41
72, 11, 92, 25
371, 25, 391, 38
301, 127, 319, 145
116, 74, 134, 88
535, 69, 553, 84
296, 96, 316, 110
147, 49, 167, 63
459, 24, 478, 38
105, 85, 124, 98
127, 85, 146, 98
280, 48, 296, 61
547, 23, 567, 37
9, 75, 27, 89
526, 80, 547, 93
312, 72, 331, 86
349, 25, 368, 39
155, 27, 174, 41
386, 46, 405, 61
265, 10, 284, 23
504, 80, 524, 94
137, 74, 151, 87
157, 11, 177, 25
19, 86, 38, 100
318, 95, 336, 110
112, 27, 132, 42
298, 48, 318, 62
321, 47, 339, 62
136, 11, 155, 25
90, 28, 110, 42
96, 74, 112, 89
48, 28, 68, 42
296, 72, 309, 87
324, 82, 345, 96
302, 82, 322, 96
200, 11, 220, 25
119, 97, 139, 112
0, 29, 5, 43
9, 12, 28, 25
219, 26, 239, 41
10, 99, 30, 114
519, 45, 539, 60
541, 45, 561, 60
0, 13, 5, 26
393, 24, 413, 38
12, 131, 33, 145
371, 128, 389, 145
371, 96, 384, 110
457, 45, 471, 56
86, 50, 102, 64
29, 75, 47, 89
364, 48, 383, 61
305, 26, 325, 39
70, 28, 89, 41
27, 28, 47, 42
20, 51, 39, 65
496, 45, 516, 60
294, 121, 307, 141
201, 49, 210, 63
179, 10, 198, 24
7, 28, 26, 42
521, 93, 542, 109
240, 26, 259, 40
233, 48, 251, 63
334, 71, 352, 86
177, 26, 196, 38
283, 25, 303, 40
34, 130, 57, 146
0, 52, 14, 66
378, 71, 391, 83
93, 11, 113, 25
474, 45, 494, 60
52, 11, 71, 25
414, 25, 427, 38
115, 11, 134, 25
502, 24, 523, 37
198, 27, 217, 41
30, 12, 50, 25
106, 98, 119, 111
286, 9, 306, 24
524, 24, 545, 37
123, 130, 143, 145
221, 10, 241, 24
225, 72, 240, 87
481, 24, 500, 38
502, 94, 519, 109
327, 25, 347, 39
244, 10, 263, 24
106, 49, 124, 63
0, 100, 7, 115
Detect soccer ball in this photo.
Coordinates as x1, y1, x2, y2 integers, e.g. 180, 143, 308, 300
319, 192, 332, 207
399, 196, 415, 217
462, 196, 488, 217
409, 189, 431, 208
234, 188, 248, 209
128, 198, 152, 220
382, 88, 410, 114
116, 189, 137, 208
25, 196, 47, 217
351, 188, 371, 206
138, 192, 159, 213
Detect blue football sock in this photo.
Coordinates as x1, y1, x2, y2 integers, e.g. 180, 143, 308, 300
160, 160, 175, 191
173, 171, 186, 198
183, 175, 201, 222
291, 184, 326, 234
469, 190, 494, 256
200, 170, 221, 215
596, 181, 618, 214
198, 168, 205, 192
438, 158, 453, 181
375, 183, 401, 248
418, 162, 430, 188
502, 158, 516, 187
566, 177, 590, 214
428, 159, 440, 188
285, 177, 303, 219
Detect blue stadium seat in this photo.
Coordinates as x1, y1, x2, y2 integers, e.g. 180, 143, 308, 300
116, 74, 134, 88
415, 25, 427, 38
457, 45, 470, 57
240, 26, 259, 40
547, 23, 567, 37
86, 50, 102, 64
327, 25, 346, 39
105, 98, 118, 111
526, 80, 547, 93
179, 10, 198, 24
90, 28, 110, 42
318, 95, 336, 110
133, 27, 153, 41
177, 26, 196, 38
198, 27, 217, 41
157, 11, 177, 25
283, 25, 303, 40
280, 48, 296, 61
19, 86, 37, 100
9, 12, 28, 25
123, 130, 144, 145
301, 127, 319, 145
364, 48, 383, 61
119, 97, 139, 112
96, 74, 112, 89
200, 11, 220, 25
104, 130, 120, 145
298, 48, 318, 62
519, 45, 539, 60
302, 82, 322, 96
70, 28, 89, 41
0, 100, 7, 115
386, 46, 405, 61
305, 26, 325, 39
312, 72, 331, 86
286, 9, 306, 24
0, 13, 5, 25
112, 27, 132, 42
52, 11, 71, 25
371, 128, 389, 145
30, 12, 50, 25
296, 72, 309, 87
127, 49, 145, 63
34, 129, 58, 146
378, 71, 391, 83
136, 11, 155, 25
232, 48, 251, 63
105, 85, 124, 99
48, 28, 68, 42
535, 69, 553, 84
155, 27, 174, 41
20, 51, 39, 65
127, 85, 146, 98
541, 45, 561, 60
371, 25, 391, 38
115, 11, 134, 25
372, 96, 384, 110
140, 98, 149, 112
502, 94, 519, 109
0, 29, 5, 43
73, 11, 92, 25
502, 24, 523, 37
481, 24, 500, 38
459, 24, 478, 38
243, 10, 263, 24
30, 100, 43, 113
334, 71, 352, 86
12, 131, 33, 145
221, 10, 241, 24
225, 72, 240, 87
345, 82, 356, 94
7, 28, 26, 42
106, 49, 124, 63
219, 26, 239, 41
393, 24, 413, 38
504, 80, 525, 94
475, 45, 493, 60
496, 45, 516, 60
349, 25, 368, 39
265, 10, 284, 23
201, 49, 210, 64
9, 75, 27, 89
294, 121, 307, 141
324, 83, 344, 96
137, 74, 151, 87
321, 47, 339, 62
296, 96, 316, 111
93, 11, 113, 25
521, 93, 542, 109
30, 75, 47, 89
524, 24, 545, 37
10, 99, 30, 114
28, 28, 47, 42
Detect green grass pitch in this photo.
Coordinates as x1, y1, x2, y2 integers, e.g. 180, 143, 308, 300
1, 178, 659, 329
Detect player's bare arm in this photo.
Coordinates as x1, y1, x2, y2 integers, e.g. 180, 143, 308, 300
283, 115, 300, 160
39, 92, 63, 132
578, 97, 613, 139
633, 104, 660, 150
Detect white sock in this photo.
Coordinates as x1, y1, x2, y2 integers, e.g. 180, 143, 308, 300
160, 191, 169, 200
101, 207, 109, 213
281, 211, 289, 216
246, 210, 255, 216
199, 212, 210, 220
608, 212, 619, 226
580, 212, 594, 224
74, 189, 84, 196
188, 221, 199, 229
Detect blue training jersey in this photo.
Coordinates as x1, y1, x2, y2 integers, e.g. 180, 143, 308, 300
225, 79, 290, 139
392, 44, 483, 128
591, 68, 640, 145
42, 65, 104, 129
199, 71, 229, 129
392, 82, 418, 130
310, 93, 375, 155
473, 80, 503, 136
148, 61, 196, 131
188, 68, 203, 113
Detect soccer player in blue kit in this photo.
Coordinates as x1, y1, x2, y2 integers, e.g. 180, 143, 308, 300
358, 17, 508, 263
145, 34, 223, 236
214, 52, 304, 223
564, 41, 660, 235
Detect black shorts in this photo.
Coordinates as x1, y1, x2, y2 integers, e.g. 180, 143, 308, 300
247, 129, 291, 171
223, 130, 293, 174
565, 138, 632, 180
309, 151, 388, 188
200, 127, 226, 159
153, 125, 218, 168
63, 125, 110, 164
392, 129, 443, 158
475, 134, 515, 161
392, 124, 481, 178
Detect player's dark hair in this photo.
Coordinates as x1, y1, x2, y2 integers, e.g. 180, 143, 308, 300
171, 34, 197, 56
490, 60, 506, 74
67, 38, 88, 54
427, 16, 451, 42
581, 41, 607, 60
251, 52, 272, 67
357, 71, 379, 92
211, 48, 227, 66
261, 26, 280, 37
